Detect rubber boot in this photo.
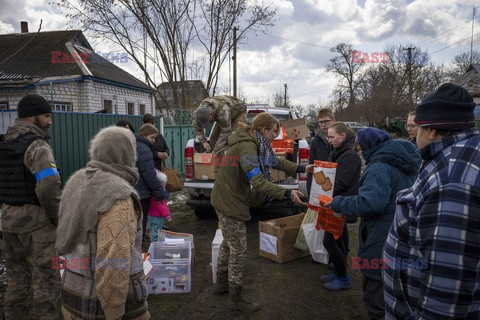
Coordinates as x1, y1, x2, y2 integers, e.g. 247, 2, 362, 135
324, 275, 351, 290
320, 270, 336, 283
214, 271, 229, 295
227, 285, 260, 313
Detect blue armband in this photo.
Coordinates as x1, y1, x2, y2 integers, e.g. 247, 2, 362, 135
246, 167, 262, 180
34, 167, 59, 181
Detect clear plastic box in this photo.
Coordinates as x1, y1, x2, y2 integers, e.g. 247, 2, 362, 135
147, 242, 192, 294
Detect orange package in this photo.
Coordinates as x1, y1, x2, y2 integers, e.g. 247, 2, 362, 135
315, 207, 345, 240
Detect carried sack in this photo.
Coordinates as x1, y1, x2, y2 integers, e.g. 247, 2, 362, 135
163, 167, 182, 192
161, 160, 181, 192
302, 223, 329, 264
294, 208, 318, 251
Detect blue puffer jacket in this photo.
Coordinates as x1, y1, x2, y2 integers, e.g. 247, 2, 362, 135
331, 139, 420, 280
134, 135, 166, 200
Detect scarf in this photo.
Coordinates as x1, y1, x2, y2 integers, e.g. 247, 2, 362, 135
56, 126, 139, 254
56, 160, 139, 254
254, 130, 278, 182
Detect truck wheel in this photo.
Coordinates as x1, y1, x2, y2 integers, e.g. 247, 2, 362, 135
194, 207, 215, 219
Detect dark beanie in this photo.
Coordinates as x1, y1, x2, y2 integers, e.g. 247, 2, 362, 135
17, 94, 52, 118
355, 127, 391, 152
414, 83, 476, 131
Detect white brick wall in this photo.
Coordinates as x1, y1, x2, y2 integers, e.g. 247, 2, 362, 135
0, 78, 154, 115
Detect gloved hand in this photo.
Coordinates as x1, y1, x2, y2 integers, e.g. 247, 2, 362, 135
154, 189, 169, 201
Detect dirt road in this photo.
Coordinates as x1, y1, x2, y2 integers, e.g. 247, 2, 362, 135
148, 201, 370, 320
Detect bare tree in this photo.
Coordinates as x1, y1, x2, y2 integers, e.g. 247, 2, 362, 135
326, 43, 364, 111
451, 51, 480, 76
57, 0, 276, 111
354, 45, 447, 128
193, 0, 276, 95
271, 87, 289, 108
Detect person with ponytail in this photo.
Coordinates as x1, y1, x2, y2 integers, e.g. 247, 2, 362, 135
211, 112, 314, 313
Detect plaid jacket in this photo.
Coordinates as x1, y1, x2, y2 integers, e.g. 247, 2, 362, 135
383, 128, 480, 319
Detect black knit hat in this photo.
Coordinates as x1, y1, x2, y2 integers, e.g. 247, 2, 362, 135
414, 83, 476, 131
17, 94, 52, 118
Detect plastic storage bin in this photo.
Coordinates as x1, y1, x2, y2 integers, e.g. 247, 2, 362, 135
147, 242, 192, 294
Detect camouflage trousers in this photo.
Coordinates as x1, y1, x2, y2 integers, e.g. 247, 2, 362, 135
2, 223, 61, 320
216, 211, 247, 287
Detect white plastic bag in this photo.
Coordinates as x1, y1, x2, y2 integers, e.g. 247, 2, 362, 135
302, 223, 329, 264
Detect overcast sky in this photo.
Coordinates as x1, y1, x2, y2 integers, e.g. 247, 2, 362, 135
1, 0, 479, 107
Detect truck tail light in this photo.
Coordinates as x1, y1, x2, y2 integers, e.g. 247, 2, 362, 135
298, 147, 309, 181
184, 147, 194, 179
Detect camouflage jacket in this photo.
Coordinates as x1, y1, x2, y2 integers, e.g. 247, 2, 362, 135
193, 96, 247, 152
1, 119, 61, 233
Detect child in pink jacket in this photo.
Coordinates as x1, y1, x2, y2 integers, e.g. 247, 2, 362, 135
148, 170, 172, 242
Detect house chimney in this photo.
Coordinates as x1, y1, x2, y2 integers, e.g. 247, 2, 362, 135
20, 21, 29, 33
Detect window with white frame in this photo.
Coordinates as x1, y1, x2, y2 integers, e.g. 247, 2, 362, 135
127, 102, 135, 115
104, 100, 113, 113
0, 101, 9, 110
51, 101, 72, 112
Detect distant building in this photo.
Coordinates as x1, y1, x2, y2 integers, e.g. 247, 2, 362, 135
156, 80, 209, 112
454, 64, 480, 107
0, 23, 154, 114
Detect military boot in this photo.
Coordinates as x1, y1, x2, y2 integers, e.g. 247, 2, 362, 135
214, 271, 229, 295
227, 285, 260, 313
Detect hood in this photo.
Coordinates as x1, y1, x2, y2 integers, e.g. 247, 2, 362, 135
228, 126, 257, 148
364, 139, 420, 176
5, 118, 50, 140
90, 126, 137, 167
332, 133, 355, 160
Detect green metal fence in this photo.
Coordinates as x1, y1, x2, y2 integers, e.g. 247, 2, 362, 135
1, 111, 193, 184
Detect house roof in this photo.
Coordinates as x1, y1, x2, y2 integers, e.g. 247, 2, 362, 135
156, 80, 208, 109
0, 30, 150, 91
453, 64, 480, 98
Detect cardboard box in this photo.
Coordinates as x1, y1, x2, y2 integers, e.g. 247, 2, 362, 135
281, 118, 310, 140
258, 213, 311, 263
194, 153, 215, 180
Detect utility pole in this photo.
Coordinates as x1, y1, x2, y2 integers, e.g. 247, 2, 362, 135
232, 27, 238, 98
284, 83, 287, 108
403, 46, 415, 107
471, 6, 476, 64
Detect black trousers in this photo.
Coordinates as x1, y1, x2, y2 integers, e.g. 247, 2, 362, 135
362, 275, 385, 320
323, 230, 347, 278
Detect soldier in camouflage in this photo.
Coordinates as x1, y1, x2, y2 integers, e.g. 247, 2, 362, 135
0, 94, 61, 319
211, 112, 314, 313
193, 95, 247, 175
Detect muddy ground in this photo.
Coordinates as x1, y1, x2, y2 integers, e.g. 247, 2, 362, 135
148, 192, 370, 320
0, 191, 370, 319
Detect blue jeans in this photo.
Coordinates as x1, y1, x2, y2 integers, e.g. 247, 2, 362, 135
148, 216, 165, 242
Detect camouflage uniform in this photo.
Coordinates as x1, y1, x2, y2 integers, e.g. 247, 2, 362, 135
216, 211, 247, 287
1, 119, 61, 320
193, 96, 247, 175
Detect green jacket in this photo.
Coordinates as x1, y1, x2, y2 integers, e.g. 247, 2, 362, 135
211, 126, 298, 221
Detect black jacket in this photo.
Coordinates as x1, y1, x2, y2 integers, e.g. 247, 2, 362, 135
330, 134, 361, 198
152, 133, 170, 170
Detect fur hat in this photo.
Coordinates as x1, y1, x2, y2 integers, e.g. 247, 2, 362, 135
195, 106, 212, 125
414, 83, 475, 131
17, 94, 52, 118
355, 127, 391, 151
139, 123, 158, 137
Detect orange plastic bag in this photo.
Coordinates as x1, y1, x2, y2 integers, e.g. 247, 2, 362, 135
315, 206, 345, 240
